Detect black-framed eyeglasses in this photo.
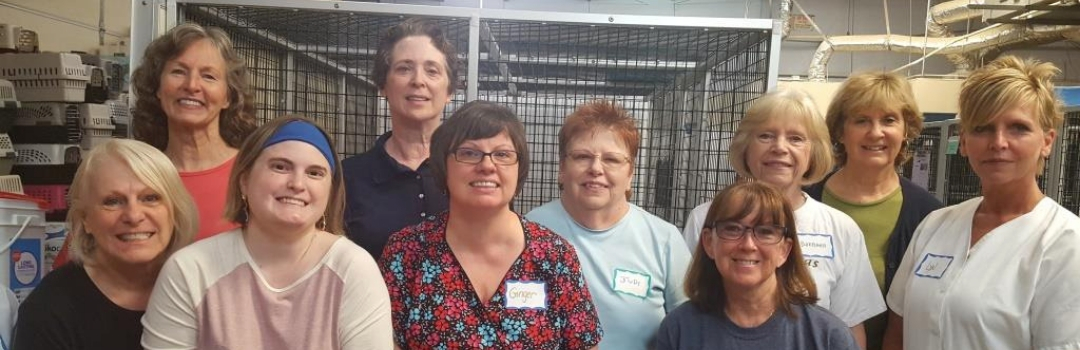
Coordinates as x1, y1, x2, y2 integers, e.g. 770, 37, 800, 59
453, 148, 519, 165
707, 221, 787, 245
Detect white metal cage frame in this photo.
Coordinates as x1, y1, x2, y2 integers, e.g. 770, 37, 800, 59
133, 0, 782, 227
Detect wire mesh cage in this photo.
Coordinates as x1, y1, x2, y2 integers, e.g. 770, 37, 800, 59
473, 18, 770, 223
181, 4, 470, 156
1051, 109, 1080, 214
907, 116, 1077, 215
171, 1, 777, 227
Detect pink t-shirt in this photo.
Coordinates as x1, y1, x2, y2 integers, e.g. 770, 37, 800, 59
180, 156, 239, 240
141, 230, 393, 349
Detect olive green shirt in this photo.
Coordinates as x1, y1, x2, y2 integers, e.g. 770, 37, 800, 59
822, 187, 903, 291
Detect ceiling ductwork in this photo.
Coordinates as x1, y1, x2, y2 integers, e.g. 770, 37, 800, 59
793, 0, 1079, 81
807, 24, 1080, 81
926, 0, 986, 72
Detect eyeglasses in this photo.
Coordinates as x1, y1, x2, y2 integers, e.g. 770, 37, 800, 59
566, 151, 631, 169
453, 148, 519, 165
707, 221, 787, 245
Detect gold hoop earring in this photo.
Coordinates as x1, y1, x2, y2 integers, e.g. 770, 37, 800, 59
317, 215, 327, 231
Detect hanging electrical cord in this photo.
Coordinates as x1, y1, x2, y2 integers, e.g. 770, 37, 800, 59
920, 0, 932, 76
0, 0, 126, 39
883, 0, 892, 50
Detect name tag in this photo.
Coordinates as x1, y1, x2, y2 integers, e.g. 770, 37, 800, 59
914, 253, 954, 279
505, 280, 546, 310
799, 233, 835, 259
612, 268, 651, 298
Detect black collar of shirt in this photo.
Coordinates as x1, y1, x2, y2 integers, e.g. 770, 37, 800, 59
370, 131, 430, 185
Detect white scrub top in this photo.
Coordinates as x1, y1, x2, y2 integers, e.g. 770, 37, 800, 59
683, 194, 885, 327
887, 197, 1080, 350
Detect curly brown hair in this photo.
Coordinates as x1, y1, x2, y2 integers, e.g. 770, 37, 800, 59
131, 23, 256, 151
372, 17, 460, 96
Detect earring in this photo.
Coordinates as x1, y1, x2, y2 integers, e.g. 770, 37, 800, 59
316, 215, 327, 230
241, 194, 251, 223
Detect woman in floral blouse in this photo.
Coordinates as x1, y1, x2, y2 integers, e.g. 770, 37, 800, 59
379, 100, 603, 349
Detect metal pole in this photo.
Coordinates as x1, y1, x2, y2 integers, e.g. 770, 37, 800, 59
285, 52, 296, 114
467, 14, 480, 102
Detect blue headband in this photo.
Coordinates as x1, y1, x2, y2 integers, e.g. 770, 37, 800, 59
262, 120, 336, 172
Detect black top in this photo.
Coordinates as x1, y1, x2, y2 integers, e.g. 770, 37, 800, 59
13, 263, 144, 350
342, 131, 449, 258
805, 173, 943, 294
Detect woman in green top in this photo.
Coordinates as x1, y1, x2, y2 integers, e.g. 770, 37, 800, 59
804, 71, 943, 350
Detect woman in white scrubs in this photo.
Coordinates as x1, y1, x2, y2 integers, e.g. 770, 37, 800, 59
883, 55, 1080, 350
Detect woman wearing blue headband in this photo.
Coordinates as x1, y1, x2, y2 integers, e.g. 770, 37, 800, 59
141, 116, 393, 349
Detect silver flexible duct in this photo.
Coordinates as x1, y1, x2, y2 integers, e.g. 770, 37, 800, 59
807, 24, 1080, 81
926, 0, 986, 71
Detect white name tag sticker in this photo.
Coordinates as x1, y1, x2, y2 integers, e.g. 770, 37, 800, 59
915, 253, 954, 279
612, 268, 651, 298
799, 233, 835, 259
505, 280, 547, 310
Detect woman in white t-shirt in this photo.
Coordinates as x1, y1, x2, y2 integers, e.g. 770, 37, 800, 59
686, 88, 884, 348
883, 56, 1080, 350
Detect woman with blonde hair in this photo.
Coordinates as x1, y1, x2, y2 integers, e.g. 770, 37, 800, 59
683, 88, 884, 348
659, 182, 858, 349
13, 139, 197, 350
806, 71, 943, 349
142, 117, 392, 349
884, 56, 1080, 350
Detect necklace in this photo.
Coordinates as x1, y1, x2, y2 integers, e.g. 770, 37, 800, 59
296, 231, 317, 265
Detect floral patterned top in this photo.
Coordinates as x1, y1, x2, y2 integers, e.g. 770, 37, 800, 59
379, 212, 603, 350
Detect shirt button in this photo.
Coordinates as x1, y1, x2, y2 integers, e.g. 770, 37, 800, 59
419, 193, 425, 199
420, 212, 426, 217
415, 175, 421, 180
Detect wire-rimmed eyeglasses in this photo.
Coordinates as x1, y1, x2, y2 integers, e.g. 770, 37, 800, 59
566, 150, 631, 169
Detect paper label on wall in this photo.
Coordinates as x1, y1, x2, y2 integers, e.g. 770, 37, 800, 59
912, 152, 931, 190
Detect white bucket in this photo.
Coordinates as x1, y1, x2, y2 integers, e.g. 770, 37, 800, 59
0, 197, 46, 303
43, 222, 66, 274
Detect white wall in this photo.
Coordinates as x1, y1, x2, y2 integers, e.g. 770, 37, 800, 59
0, 0, 130, 54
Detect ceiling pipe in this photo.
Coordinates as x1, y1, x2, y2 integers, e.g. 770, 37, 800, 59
779, 0, 792, 38
808, 24, 1080, 81
926, 0, 987, 73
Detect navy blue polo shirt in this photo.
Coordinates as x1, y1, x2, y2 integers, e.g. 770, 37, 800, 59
342, 132, 448, 258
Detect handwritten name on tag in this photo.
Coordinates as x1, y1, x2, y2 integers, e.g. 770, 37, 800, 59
915, 253, 954, 279
505, 281, 547, 309
799, 233, 835, 259
612, 268, 651, 298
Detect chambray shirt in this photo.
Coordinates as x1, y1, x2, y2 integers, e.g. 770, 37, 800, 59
342, 131, 448, 258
